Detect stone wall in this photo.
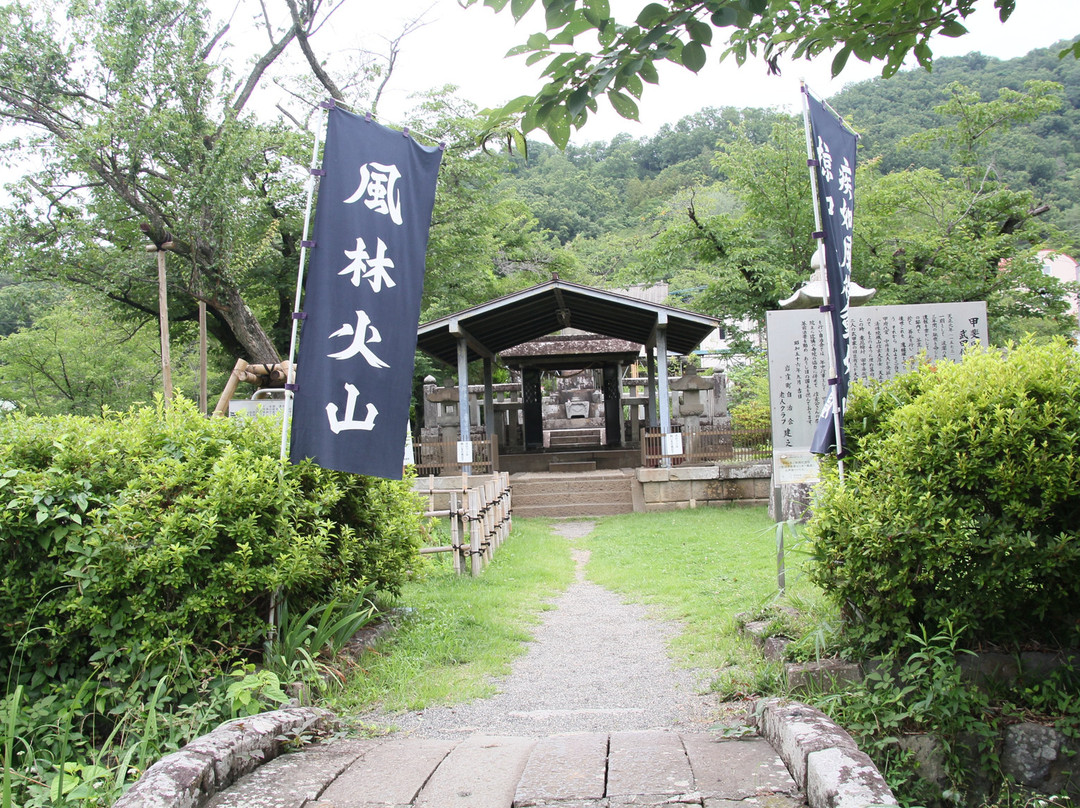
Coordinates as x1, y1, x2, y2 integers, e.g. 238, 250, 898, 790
634, 462, 771, 511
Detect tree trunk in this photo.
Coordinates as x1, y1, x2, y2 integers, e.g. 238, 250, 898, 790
211, 283, 281, 364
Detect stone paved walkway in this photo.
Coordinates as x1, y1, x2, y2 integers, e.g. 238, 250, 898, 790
207, 730, 803, 808
202, 521, 810, 808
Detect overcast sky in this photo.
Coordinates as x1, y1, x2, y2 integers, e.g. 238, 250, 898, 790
284, 0, 1080, 144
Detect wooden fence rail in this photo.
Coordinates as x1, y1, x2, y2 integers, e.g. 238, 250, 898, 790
642, 426, 772, 467
410, 437, 498, 477
417, 472, 512, 575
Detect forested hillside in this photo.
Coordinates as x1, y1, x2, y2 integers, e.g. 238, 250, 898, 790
487, 37, 1080, 352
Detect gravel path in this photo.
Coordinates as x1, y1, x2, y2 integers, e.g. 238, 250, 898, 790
368, 520, 718, 738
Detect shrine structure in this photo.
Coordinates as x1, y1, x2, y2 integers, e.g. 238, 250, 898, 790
414, 279, 730, 474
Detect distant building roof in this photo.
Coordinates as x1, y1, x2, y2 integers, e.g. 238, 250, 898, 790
500, 331, 642, 370
416, 279, 718, 367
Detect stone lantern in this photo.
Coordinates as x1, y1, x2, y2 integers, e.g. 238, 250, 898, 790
779, 244, 875, 309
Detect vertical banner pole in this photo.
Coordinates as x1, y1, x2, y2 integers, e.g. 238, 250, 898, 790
280, 109, 328, 462
802, 82, 847, 480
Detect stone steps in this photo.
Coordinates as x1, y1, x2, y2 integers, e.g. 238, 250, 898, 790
548, 427, 604, 448
511, 470, 634, 518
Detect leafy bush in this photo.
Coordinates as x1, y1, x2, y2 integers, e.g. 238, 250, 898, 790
807, 339, 1080, 650
1, 399, 423, 705
812, 623, 996, 806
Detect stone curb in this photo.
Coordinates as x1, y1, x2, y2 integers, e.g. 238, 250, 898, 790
757, 698, 898, 808
112, 706, 334, 808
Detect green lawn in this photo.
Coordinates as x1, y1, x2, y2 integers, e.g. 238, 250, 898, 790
582, 507, 790, 697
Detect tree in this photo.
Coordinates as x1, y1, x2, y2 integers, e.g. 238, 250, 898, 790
465, 0, 1077, 148
0, 0, 410, 364
605, 90, 1075, 346
853, 81, 1076, 342
0, 292, 167, 414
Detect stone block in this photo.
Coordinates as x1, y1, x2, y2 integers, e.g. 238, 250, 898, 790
762, 637, 792, 663
757, 699, 859, 787
785, 660, 862, 694
1002, 722, 1063, 787
703, 480, 740, 501
895, 734, 948, 791
321, 738, 456, 805
1019, 651, 1077, 682
607, 730, 693, 798
661, 481, 692, 503
207, 739, 375, 808
515, 732, 609, 805
670, 465, 719, 481
636, 468, 671, 483
805, 746, 897, 808
414, 735, 536, 808
643, 484, 663, 503
957, 651, 1018, 685
722, 463, 771, 480
682, 735, 797, 800
704, 796, 806, 808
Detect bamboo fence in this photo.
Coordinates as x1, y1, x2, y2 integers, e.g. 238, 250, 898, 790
417, 472, 512, 575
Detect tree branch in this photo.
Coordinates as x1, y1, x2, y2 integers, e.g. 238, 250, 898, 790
284, 0, 345, 102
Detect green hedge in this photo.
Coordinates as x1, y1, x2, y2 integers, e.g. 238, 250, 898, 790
807, 339, 1080, 650
0, 399, 423, 699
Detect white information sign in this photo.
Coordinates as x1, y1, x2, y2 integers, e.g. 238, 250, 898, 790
456, 440, 474, 464
662, 432, 684, 457
767, 301, 988, 485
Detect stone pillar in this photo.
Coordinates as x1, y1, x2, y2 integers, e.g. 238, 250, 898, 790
422, 375, 438, 430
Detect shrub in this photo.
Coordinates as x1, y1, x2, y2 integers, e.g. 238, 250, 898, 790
0, 399, 423, 705
807, 339, 1080, 651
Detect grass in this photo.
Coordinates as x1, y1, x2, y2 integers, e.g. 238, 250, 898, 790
582, 506, 794, 698
331, 507, 829, 716
330, 517, 575, 714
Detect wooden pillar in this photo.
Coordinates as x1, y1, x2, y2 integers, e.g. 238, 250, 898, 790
154, 247, 173, 403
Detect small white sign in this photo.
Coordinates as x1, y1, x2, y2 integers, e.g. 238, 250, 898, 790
404, 424, 415, 467
456, 440, 474, 464
228, 400, 287, 418
773, 451, 821, 486
662, 432, 684, 457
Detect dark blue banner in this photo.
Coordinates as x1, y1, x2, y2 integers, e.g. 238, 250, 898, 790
806, 89, 857, 457
291, 106, 442, 479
